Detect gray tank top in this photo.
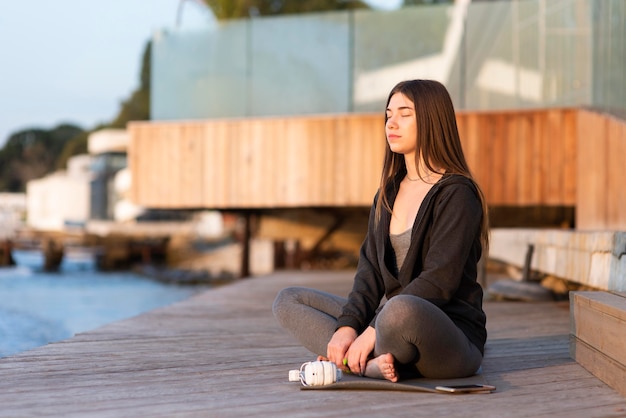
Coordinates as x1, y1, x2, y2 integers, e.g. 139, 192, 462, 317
390, 228, 412, 273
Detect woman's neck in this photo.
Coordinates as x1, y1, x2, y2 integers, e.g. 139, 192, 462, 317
404, 156, 441, 183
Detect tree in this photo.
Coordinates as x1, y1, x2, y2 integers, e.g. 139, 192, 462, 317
109, 41, 151, 128
201, 0, 370, 20
0, 124, 84, 192
55, 130, 90, 171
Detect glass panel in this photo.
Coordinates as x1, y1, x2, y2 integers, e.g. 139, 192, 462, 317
249, 12, 351, 116
149, 0, 624, 119
516, 0, 542, 106
151, 22, 248, 120
464, 1, 519, 110
592, 0, 626, 117
464, 0, 593, 111
352, 5, 463, 112
542, 0, 592, 106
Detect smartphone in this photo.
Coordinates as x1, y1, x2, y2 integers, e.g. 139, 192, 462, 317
435, 384, 496, 393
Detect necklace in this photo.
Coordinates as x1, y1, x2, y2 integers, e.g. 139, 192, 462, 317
406, 171, 438, 182
406, 172, 431, 182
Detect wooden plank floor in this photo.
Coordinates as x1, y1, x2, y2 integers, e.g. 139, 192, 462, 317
1, 270, 625, 417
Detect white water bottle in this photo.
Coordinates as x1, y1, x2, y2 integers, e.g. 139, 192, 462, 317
288, 361, 343, 386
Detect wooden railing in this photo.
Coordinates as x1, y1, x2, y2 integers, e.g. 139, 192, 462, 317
576, 110, 626, 230
128, 108, 625, 230
129, 115, 385, 208
457, 109, 577, 207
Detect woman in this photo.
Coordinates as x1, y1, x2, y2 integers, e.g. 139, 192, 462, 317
273, 79, 489, 382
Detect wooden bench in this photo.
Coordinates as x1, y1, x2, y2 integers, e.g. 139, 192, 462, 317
570, 291, 626, 397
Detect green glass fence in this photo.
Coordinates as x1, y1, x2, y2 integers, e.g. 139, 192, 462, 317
151, 0, 624, 121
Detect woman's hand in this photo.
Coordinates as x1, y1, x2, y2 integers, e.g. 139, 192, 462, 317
344, 326, 376, 375
327, 326, 357, 369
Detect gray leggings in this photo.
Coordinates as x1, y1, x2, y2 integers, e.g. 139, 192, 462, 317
272, 286, 482, 379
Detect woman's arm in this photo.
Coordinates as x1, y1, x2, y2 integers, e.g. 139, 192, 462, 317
336, 197, 386, 332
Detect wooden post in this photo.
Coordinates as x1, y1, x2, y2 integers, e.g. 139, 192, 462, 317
522, 244, 535, 281
240, 211, 252, 278
43, 239, 64, 272
1, 240, 15, 267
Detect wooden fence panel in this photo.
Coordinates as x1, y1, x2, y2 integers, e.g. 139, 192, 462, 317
562, 110, 578, 207
515, 111, 534, 205
130, 115, 386, 209
530, 111, 546, 204
575, 110, 626, 230
488, 113, 507, 204
605, 118, 620, 228
607, 118, 626, 229
178, 126, 205, 206
456, 109, 577, 207
203, 122, 229, 207
576, 110, 608, 230
132, 109, 626, 226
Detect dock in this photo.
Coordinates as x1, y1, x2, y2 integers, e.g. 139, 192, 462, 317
1, 270, 625, 417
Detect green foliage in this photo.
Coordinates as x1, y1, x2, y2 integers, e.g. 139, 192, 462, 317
109, 41, 151, 128
55, 130, 89, 171
0, 124, 84, 192
201, 0, 370, 20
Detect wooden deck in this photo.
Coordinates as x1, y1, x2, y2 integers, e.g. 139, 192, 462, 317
1, 271, 625, 417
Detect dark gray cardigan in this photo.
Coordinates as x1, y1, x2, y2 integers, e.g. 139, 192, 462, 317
336, 173, 487, 354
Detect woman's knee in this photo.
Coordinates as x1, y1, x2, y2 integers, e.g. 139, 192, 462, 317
274, 286, 303, 302
273, 286, 302, 310
377, 295, 430, 327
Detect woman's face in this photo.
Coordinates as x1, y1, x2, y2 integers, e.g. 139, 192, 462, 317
385, 92, 417, 156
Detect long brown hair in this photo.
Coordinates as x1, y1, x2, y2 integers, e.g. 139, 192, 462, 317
375, 79, 489, 251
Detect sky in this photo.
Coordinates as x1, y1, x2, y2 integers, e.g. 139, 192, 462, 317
0, 0, 401, 148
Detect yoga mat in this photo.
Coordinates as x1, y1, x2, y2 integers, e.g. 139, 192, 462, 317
300, 373, 494, 394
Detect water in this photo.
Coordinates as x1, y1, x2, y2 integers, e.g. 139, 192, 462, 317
0, 250, 208, 358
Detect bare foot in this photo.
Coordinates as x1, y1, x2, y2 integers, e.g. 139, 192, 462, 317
364, 353, 398, 382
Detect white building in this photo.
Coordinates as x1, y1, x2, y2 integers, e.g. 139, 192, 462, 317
26, 154, 91, 231
88, 128, 145, 222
